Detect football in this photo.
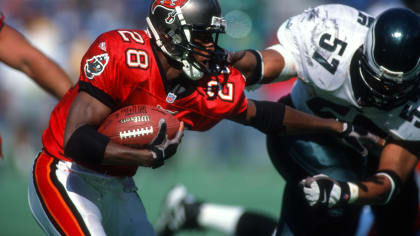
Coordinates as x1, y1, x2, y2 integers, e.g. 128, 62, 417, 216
98, 104, 180, 147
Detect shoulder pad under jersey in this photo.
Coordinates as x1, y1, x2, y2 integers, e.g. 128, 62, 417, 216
277, 4, 371, 91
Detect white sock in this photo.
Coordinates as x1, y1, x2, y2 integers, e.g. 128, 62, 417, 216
197, 203, 245, 235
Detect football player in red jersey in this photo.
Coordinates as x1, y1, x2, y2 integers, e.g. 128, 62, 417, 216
27, 0, 380, 235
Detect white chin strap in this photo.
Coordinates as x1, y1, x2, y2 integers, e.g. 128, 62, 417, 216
181, 60, 204, 80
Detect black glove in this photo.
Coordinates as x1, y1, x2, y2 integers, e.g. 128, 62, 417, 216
148, 119, 184, 169
300, 174, 358, 208
339, 122, 382, 157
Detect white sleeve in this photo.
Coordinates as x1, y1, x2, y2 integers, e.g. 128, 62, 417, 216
265, 17, 302, 83
263, 5, 360, 88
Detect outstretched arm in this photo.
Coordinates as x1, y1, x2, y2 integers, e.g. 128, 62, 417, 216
243, 99, 343, 134
232, 99, 383, 158
229, 47, 296, 86
0, 24, 73, 99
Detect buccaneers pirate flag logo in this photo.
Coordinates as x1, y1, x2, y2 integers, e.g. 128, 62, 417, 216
84, 53, 109, 80
151, 0, 189, 24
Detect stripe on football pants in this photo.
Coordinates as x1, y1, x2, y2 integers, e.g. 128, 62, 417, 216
32, 152, 90, 236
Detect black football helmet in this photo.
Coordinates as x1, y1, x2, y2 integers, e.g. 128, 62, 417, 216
147, 0, 227, 80
356, 8, 420, 109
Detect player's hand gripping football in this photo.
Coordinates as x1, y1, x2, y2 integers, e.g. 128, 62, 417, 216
300, 174, 356, 208
339, 122, 385, 157
148, 119, 184, 169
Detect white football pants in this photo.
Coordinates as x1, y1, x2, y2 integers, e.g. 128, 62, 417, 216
28, 151, 156, 236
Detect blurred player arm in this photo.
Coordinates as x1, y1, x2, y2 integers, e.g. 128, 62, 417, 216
0, 24, 73, 99
63, 91, 182, 168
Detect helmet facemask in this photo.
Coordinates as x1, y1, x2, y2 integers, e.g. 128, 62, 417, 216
358, 54, 420, 109
147, 2, 227, 80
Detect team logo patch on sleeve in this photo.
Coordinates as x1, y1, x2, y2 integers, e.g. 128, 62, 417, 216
84, 53, 109, 79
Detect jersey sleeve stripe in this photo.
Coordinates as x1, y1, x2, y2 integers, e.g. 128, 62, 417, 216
32, 152, 90, 235
79, 81, 117, 110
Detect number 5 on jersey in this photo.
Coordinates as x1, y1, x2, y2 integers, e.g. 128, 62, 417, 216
312, 33, 348, 74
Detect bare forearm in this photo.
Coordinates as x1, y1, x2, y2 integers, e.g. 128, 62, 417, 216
230, 49, 290, 85
240, 100, 343, 136
22, 52, 73, 99
0, 24, 73, 99
282, 106, 343, 134
353, 175, 392, 205
102, 142, 156, 167
353, 143, 417, 205
64, 127, 157, 168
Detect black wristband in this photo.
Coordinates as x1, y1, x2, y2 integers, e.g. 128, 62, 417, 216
376, 169, 402, 204
248, 100, 286, 135
64, 124, 110, 165
338, 181, 351, 206
245, 49, 263, 86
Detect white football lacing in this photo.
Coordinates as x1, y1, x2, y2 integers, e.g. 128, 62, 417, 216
119, 126, 154, 139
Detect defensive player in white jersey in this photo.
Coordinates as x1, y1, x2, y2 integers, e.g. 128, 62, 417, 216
155, 5, 420, 236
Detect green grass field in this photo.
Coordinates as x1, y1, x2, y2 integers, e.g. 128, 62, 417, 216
0, 147, 285, 236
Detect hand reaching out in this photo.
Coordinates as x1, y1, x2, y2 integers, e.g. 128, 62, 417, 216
339, 122, 385, 157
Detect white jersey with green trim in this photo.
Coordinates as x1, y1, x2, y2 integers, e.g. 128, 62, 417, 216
277, 4, 420, 141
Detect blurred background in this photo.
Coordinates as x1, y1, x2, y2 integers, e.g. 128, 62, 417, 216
0, 0, 414, 235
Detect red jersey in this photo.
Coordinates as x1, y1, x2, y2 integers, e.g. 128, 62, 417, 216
42, 29, 248, 176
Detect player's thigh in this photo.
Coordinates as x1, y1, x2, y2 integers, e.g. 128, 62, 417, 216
29, 153, 106, 236
103, 178, 155, 236
28, 174, 62, 236
120, 193, 155, 235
